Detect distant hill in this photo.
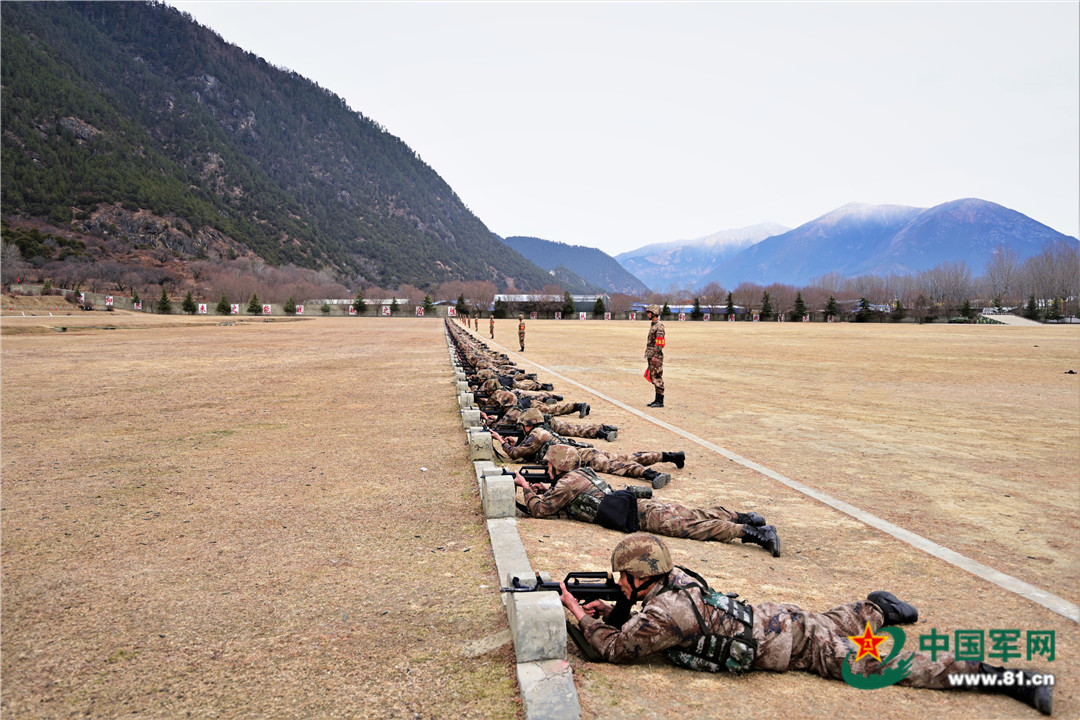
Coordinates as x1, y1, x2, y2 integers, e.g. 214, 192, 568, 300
0, 1, 554, 291
503, 236, 649, 295
698, 199, 1077, 288
615, 223, 789, 292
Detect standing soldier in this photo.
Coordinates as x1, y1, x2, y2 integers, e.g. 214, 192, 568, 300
518, 314, 526, 352
489, 315, 495, 339
645, 305, 665, 407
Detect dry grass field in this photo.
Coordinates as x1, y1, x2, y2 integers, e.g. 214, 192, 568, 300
2, 312, 1077, 719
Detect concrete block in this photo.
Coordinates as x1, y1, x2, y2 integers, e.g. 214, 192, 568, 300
506, 589, 567, 663
517, 660, 581, 720
487, 517, 534, 593
454, 370, 467, 382
456, 380, 470, 394
461, 408, 482, 429
473, 460, 496, 487
467, 429, 493, 461
458, 392, 475, 409
482, 472, 516, 519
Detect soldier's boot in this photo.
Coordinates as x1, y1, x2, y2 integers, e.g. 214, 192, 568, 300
733, 511, 766, 527
977, 663, 1053, 715
576, 403, 591, 418
867, 591, 919, 626
600, 424, 618, 441
524, 373, 537, 380
740, 524, 781, 557
541, 383, 553, 391
642, 468, 671, 489
647, 391, 664, 408
661, 451, 685, 469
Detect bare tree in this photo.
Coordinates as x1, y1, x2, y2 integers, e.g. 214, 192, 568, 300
607, 293, 636, 314
984, 245, 1022, 306
764, 283, 797, 317
732, 282, 762, 315
698, 281, 726, 314
1, 241, 26, 286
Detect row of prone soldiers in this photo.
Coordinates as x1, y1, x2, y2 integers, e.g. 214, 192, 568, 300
447, 319, 781, 555
445, 319, 1054, 716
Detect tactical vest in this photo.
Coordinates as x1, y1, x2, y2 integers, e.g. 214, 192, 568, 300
658, 567, 757, 674
564, 468, 611, 523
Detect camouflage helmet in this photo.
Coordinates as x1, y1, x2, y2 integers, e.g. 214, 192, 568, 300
545, 444, 581, 473
494, 389, 518, 409
476, 368, 496, 380
518, 314, 525, 320
646, 304, 662, 316
518, 407, 545, 427
611, 533, 673, 577
480, 378, 501, 394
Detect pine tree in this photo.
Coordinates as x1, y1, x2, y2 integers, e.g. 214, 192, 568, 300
661, 302, 671, 318
493, 298, 508, 318
352, 290, 367, 315
284, 296, 297, 315
320, 303, 331, 315
593, 297, 606, 317
390, 298, 399, 314
455, 293, 467, 317
759, 292, 773, 320
562, 291, 575, 317
182, 291, 197, 315
132, 288, 140, 306
1023, 294, 1040, 321
825, 295, 839, 319
960, 299, 974, 321
215, 293, 230, 315
423, 294, 435, 314
691, 297, 703, 321
725, 292, 735, 319
791, 291, 807, 321
156, 286, 172, 314
1048, 298, 1064, 321
247, 292, 260, 314
855, 297, 872, 322
890, 299, 906, 322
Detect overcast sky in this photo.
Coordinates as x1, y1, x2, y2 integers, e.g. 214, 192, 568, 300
169, 1, 1079, 257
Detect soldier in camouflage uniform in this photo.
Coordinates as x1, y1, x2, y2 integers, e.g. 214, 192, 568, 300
557, 534, 1051, 716
489, 315, 494, 339
491, 410, 613, 465
518, 314, 526, 352
644, 304, 665, 407
515, 449, 779, 554
478, 385, 590, 432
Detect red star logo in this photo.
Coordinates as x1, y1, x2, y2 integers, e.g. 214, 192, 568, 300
848, 622, 889, 662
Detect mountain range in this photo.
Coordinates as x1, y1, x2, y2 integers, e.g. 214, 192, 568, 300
2, 3, 1075, 299
681, 199, 1076, 290
0, 1, 554, 291
502, 236, 649, 295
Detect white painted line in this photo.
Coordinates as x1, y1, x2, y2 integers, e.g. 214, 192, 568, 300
500, 347, 1080, 624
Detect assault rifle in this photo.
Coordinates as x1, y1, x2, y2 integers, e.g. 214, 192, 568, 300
501, 571, 633, 662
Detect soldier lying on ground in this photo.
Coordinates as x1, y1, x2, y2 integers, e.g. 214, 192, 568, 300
514, 446, 780, 555
558, 533, 1052, 715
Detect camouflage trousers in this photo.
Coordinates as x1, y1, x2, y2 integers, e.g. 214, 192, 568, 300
648, 356, 664, 393
638, 500, 741, 541
579, 449, 662, 478
549, 417, 608, 440
513, 379, 545, 391
542, 400, 580, 417
519, 329, 525, 350
752, 600, 980, 688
